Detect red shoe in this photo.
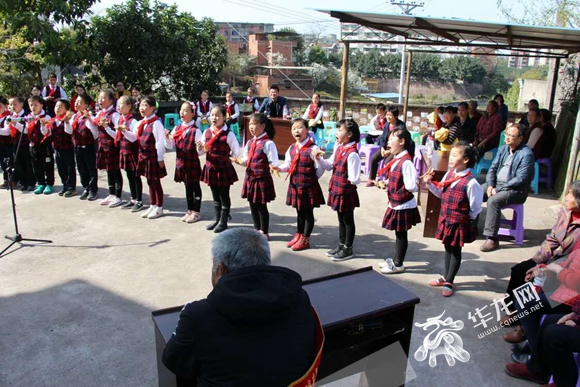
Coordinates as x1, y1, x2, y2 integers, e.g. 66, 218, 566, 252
441, 283, 454, 297
286, 233, 302, 248
292, 236, 310, 251
504, 326, 526, 344
505, 363, 549, 384
540, 383, 556, 387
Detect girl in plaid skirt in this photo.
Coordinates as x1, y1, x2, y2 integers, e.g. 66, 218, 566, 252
274, 118, 325, 251
379, 128, 421, 275
423, 142, 482, 297
236, 113, 278, 239
317, 119, 361, 261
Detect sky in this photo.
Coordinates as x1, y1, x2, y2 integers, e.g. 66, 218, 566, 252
90, 0, 528, 35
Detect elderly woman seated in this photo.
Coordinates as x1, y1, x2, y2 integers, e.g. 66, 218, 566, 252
505, 244, 580, 386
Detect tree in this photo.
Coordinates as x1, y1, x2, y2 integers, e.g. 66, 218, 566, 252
410, 53, 440, 81
221, 53, 254, 87
439, 56, 487, 83
308, 46, 328, 65
0, 26, 44, 96
274, 27, 306, 66
483, 72, 511, 95
505, 80, 520, 111
307, 24, 329, 46
87, 0, 227, 100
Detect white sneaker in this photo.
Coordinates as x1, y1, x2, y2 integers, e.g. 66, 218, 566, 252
141, 205, 156, 218
379, 258, 405, 274
108, 196, 122, 208
378, 258, 393, 268
100, 195, 114, 206
148, 206, 163, 219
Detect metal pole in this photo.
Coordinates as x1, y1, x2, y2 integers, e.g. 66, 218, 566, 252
398, 45, 406, 104
548, 57, 561, 112
339, 41, 350, 120
403, 50, 412, 119
563, 107, 580, 196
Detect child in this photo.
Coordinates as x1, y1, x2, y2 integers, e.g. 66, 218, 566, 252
41, 73, 68, 117
275, 118, 325, 251
165, 101, 203, 223
131, 96, 166, 219
423, 142, 482, 297
367, 103, 387, 145
116, 95, 143, 211
93, 89, 123, 206
6, 97, 34, 191
238, 113, 278, 239
244, 87, 260, 114
302, 93, 324, 134
317, 120, 361, 261
27, 95, 55, 195
196, 90, 213, 129
379, 128, 421, 274
0, 96, 12, 189
50, 99, 77, 197
72, 94, 99, 201
199, 105, 240, 232
224, 92, 240, 128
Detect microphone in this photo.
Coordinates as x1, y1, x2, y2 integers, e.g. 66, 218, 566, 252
5, 116, 32, 123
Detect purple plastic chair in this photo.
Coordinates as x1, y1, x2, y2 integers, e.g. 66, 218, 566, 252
359, 145, 380, 177
498, 204, 525, 245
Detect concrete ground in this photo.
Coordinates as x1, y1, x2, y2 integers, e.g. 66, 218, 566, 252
0, 153, 561, 387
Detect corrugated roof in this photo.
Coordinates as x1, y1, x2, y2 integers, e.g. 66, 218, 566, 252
316, 9, 580, 57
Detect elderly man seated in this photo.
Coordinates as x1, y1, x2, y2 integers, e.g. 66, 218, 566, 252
473, 100, 504, 161
480, 124, 535, 252
162, 228, 316, 386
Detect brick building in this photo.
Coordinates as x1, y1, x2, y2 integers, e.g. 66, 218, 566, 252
217, 22, 274, 55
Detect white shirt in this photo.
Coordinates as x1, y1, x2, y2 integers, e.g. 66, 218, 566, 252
241, 132, 279, 167
199, 124, 241, 159
119, 116, 140, 143
428, 168, 483, 220
302, 104, 324, 122
197, 100, 213, 118
80, 112, 100, 139
278, 138, 325, 179
164, 120, 204, 155
370, 114, 387, 131
0, 111, 24, 136
91, 105, 120, 139
41, 85, 68, 101
387, 150, 418, 210
317, 141, 361, 185
527, 126, 544, 150
34, 110, 51, 136
225, 102, 240, 120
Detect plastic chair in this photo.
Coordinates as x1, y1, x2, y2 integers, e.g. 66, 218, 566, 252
163, 113, 180, 130
324, 121, 336, 132
314, 128, 326, 148
531, 158, 553, 194
474, 147, 498, 175
359, 125, 372, 133
229, 122, 241, 143
498, 204, 525, 245
325, 127, 337, 154
411, 131, 421, 146
499, 132, 506, 147
359, 145, 380, 177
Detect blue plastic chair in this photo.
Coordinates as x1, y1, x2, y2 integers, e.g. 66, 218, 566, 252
474, 147, 498, 175
314, 129, 326, 148
164, 113, 180, 130
324, 121, 336, 132
411, 131, 421, 146
325, 127, 337, 153
229, 122, 241, 143
359, 125, 372, 133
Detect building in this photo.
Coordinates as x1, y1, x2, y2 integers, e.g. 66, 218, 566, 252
248, 33, 296, 66
341, 23, 401, 54
217, 22, 274, 55
252, 70, 314, 98
508, 49, 550, 68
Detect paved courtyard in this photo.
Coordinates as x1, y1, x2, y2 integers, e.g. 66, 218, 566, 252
0, 153, 561, 387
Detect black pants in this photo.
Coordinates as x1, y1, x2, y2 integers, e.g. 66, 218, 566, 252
394, 230, 408, 267
249, 201, 270, 234
538, 314, 580, 387
126, 170, 142, 201
210, 186, 231, 210
13, 143, 34, 186
0, 144, 13, 181
297, 207, 315, 237
31, 144, 55, 186
337, 210, 355, 247
444, 244, 462, 284
475, 142, 497, 162
365, 134, 379, 145
75, 145, 98, 194
185, 182, 202, 212
55, 148, 76, 191
505, 258, 537, 312
368, 150, 384, 181
107, 169, 123, 197
481, 183, 528, 238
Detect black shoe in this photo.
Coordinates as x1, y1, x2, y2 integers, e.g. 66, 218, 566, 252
332, 246, 354, 262
122, 200, 135, 209
214, 208, 230, 233
79, 190, 89, 200
511, 340, 530, 355
27, 185, 35, 192
88, 191, 98, 201
326, 243, 344, 257
20, 185, 28, 192
64, 189, 77, 198
511, 352, 531, 364
206, 205, 222, 231
130, 201, 144, 212
58, 189, 66, 196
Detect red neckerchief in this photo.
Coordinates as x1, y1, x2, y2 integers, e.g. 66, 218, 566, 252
245, 96, 254, 103
27, 115, 41, 133
47, 114, 68, 129
92, 109, 110, 127
137, 116, 158, 139
378, 116, 387, 130
432, 170, 472, 189
377, 154, 405, 177
71, 112, 84, 131
309, 103, 321, 119
248, 134, 269, 162
205, 125, 226, 151
199, 100, 209, 114
334, 143, 357, 166
114, 114, 133, 145
47, 86, 56, 98
286, 138, 313, 181
172, 122, 196, 143
8, 111, 24, 137
0, 111, 9, 130
226, 103, 235, 117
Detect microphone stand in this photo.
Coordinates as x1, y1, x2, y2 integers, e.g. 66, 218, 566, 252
1, 117, 52, 257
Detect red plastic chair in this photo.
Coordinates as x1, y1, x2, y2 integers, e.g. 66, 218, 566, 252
288, 307, 325, 387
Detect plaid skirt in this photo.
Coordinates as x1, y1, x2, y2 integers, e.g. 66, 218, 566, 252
242, 175, 276, 204
201, 162, 238, 187
382, 207, 421, 231
97, 148, 120, 171
137, 154, 167, 180
119, 152, 138, 171
174, 164, 201, 184
436, 219, 476, 247
286, 183, 325, 210
328, 191, 360, 212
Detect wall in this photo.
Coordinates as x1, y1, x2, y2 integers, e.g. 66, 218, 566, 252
367, 78, 486, 101
518, 79, 548, 111
253, 75, 313, 99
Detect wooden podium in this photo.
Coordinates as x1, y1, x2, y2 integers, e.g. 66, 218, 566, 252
243, 116, 293, 158
423, 151, 450, 238
152, 267, 420, 386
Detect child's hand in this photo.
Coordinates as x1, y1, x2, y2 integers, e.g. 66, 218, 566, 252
158, 160, 165, 169
117, 125, 126, 133
164, 129, 171, 139
381, 148, 391, 158
422, 172, 434, 184
83, 110, 91, 118
196, 140, 204, 151
313, 149, 324, 160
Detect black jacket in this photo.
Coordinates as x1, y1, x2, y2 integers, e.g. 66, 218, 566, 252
459, 117, 476, 144
378, 119, 406, 149
258, 96, 288, 118
162, 265, 315, 387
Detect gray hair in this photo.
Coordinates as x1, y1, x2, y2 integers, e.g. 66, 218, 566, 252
468, 100, 478, 109
507, 123, 526, 138
211, 228, 271, 271
570, 181, 580, 208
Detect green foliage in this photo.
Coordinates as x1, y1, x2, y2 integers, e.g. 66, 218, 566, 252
328, 51, 342, 67
410, 53, 441, 80
87, 0, 227, 100
221, 53, 255, 87
483, 72, 511, 95
505, 80, 521, 112
349, 51, 401, 78
439, 56, 487, 83
308, 46, 328, 65
520, 66, 550, 80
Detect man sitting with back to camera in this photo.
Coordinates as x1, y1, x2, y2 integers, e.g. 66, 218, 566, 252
162, 228, 316, 386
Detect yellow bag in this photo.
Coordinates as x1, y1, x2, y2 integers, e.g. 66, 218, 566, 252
435, 128, 457, 152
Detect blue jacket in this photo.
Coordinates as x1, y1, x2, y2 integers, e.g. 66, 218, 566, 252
486, 143, 535, 195
258, 96, 288, 118
378, 119, 406, 149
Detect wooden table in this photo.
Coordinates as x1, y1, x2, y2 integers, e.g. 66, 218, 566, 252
423, 150, 450, 238
243, 116, 293, 158
152, 266, 420, 387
